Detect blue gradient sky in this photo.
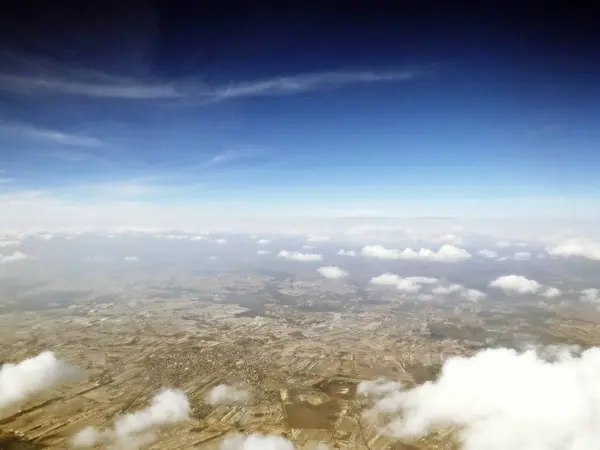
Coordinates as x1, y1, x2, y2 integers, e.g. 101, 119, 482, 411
0, 2, 598, 224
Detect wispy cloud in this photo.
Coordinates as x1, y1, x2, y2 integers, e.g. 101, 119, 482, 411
205, 70, 417, 101
0, 73, 182, 99
201, 148, 264, 168
0, 122, 103, 147
0, 68, 419, 102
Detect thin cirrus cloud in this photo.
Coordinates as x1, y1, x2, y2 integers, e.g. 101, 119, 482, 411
0, 122, 103, 147
0, 68, 418, 102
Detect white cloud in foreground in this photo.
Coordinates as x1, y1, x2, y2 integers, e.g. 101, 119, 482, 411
277, 250, 322, 261
363, 346, 600, 450
220, 433, 296, 450
337, 249, 356, 256
0, 250, 31, 264
0, 351, 84, 410
71, 388, 190, 448
489, 275, 542, 294
206, 384, 250, 406
317, 266, 348, 279
547, 239, 600, 261
362, 244, 471, 262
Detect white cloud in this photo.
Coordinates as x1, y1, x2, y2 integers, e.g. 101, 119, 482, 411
357, 379, 403, 397
362, 244, 471, 262
72, 388, 190, 448
580, 288, 600, 303
431, 284, 463, 295
370, 273, 404, 286
277, 250, 322, 261
0, 240, 20, 247
495, 240, 512, 247
542, 287, 562, 298
337, 249, 356, 256
257, 239, 270, 245
0, 250, 31, 264
206, 384, 250, 406
317, 266, 348, 279
370, 274, 439, 293
461, 289, 487, 302
363, 346, 600, 450
190, 235, 206, 241
514, 251, 532, 260
546, 239, 600, 261
220, 433, 295, 450
489, 275, 542, 294
256, 250, 269, 255
215, 238, 228, 244
478, 249, 498, 258
0, 351, 84, 410
124, 256, 140, 262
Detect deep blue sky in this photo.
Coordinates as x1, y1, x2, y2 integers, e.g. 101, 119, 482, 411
0, 0, 598, 221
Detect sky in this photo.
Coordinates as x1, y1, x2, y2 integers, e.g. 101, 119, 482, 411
0, 1, 598, 229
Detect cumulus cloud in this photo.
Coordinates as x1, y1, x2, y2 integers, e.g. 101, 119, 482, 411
431, 283, 486, 301
257, 239, 270, 245
71, 388, 190, 448
513, 251, 532, 260
190, 235, 206, 241
489, 275, 542, 294
546, 239, 600, 261
317, 266, 348, 279
256, 250, 269, 255
542, 287, 562, 298
363, 346, 600, 450
362, 244, 471, 262
478, 249, 498, 259
370, 274, 439, 293
580, 288, 599, 303
277, 250, 322, 261
220, 433, 296, 450
206, 384, 250, 406
0, 250, 31, 264
460, 289, 487, 302
431, 284, 463, 295
337, 249, 356, 256
0, 351, 84, 410
215, 238, 228, 244
495, 240, 512, 247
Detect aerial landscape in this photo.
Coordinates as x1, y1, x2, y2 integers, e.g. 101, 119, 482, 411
1, 1, 599, 449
